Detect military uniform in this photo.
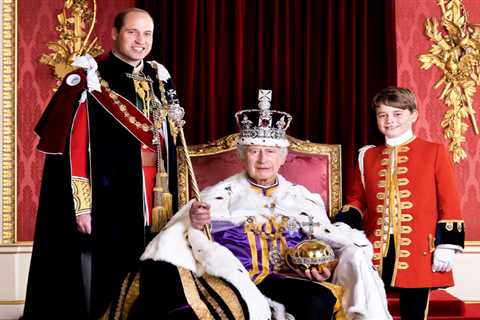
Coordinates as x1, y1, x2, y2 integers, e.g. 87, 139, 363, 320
338, 132, 465, 319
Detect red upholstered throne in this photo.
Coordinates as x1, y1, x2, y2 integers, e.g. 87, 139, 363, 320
176, 133, 342, 217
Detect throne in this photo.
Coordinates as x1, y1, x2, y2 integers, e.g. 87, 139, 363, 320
176, 133, 342, 217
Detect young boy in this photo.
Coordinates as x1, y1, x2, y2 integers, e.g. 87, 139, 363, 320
335, 86, 465, 319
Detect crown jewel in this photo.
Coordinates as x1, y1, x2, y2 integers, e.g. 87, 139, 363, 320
235, 90, 292, 147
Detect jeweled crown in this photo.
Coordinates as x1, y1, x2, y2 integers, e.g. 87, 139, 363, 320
235, 90, 292, 147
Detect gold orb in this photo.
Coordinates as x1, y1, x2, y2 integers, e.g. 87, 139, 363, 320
285, 239, 336, 273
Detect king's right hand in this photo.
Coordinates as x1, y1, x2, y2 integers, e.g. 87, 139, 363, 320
189, 201, 211, 230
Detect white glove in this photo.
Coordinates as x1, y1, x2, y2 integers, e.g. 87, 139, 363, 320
432, 247, 456, 272
71, 54, 101, 93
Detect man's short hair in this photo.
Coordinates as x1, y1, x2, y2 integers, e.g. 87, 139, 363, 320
113, 8, 153, 31
371, 86, 417, 112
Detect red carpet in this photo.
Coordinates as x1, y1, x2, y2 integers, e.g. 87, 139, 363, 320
388, 290, 480, 319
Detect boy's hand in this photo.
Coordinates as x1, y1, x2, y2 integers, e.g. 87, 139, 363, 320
432, 247, 455, 272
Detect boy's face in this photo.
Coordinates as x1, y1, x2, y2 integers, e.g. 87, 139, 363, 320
376, 104, 418, 139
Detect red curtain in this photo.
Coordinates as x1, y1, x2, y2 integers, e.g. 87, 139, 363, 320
140, 0, 396, 193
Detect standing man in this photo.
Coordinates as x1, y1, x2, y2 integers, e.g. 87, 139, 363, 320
23, 8, 177, 319
337, 87, 465, 319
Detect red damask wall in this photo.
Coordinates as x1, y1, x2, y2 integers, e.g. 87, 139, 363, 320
17, 0, 136, 242
16, 0, 480, 242
395, 0, 480, 241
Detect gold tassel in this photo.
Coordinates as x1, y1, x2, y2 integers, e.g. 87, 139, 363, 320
151, 166, 173, 233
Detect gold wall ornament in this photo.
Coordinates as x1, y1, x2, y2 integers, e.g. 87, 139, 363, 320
2, 0, 17, 244
39, 0, 103, 84
418, 0, 480, 162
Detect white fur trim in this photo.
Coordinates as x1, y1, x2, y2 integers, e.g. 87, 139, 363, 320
142, 199, 271, 319
265, 297, 295, 320
187, 227, 271, 319
141, 202, 204, 273
236, 137, 289, 147
142, 172, 392, 319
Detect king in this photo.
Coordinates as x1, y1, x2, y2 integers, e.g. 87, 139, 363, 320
110, 90, 393, 320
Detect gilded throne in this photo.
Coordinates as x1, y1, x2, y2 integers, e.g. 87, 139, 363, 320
107, 134, 343, 319
177, 133, 342, 217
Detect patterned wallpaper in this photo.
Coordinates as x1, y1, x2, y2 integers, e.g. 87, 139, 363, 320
16, 0, 136, 242
395, 0, 480, 241
15, 0, 480, 242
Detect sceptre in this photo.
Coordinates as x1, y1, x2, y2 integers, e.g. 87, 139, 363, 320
167, 90, 213, 240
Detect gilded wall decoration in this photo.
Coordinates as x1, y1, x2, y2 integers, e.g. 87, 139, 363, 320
2, 0, 16, 244
39, 0, 103, 84
418, 0, 480, 162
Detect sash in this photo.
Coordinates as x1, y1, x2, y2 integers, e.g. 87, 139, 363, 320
35, 69, 156, 154
90, 87, 155, 150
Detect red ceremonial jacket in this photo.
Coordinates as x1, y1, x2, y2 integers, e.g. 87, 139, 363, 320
346, 137, 464, 288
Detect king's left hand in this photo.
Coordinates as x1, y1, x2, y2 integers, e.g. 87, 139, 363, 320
305, 266, 332, 282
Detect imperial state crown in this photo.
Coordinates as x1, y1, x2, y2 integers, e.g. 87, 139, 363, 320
235, 89, 292, 147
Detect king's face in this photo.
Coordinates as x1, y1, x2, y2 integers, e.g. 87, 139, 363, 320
242, 145, 286, 186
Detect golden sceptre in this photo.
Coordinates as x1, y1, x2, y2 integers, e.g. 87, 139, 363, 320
166, 90, 213, 240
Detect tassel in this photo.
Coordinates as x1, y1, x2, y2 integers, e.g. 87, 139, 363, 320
151, 170, 173, 233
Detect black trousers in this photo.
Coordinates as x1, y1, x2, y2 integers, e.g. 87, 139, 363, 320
383, 236, 430, 320
257, 274, 336, 320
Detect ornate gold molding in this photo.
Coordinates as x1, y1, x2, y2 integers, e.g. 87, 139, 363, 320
39, 0, 103, 83
177, 134, 342, 217
1, 0, 17, 244
418, 0, 480, 162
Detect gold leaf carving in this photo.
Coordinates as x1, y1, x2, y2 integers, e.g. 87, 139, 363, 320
418, 0, 480, 162
39, 0, 103, 85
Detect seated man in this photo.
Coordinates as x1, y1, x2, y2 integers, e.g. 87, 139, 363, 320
137, 92, 392, 320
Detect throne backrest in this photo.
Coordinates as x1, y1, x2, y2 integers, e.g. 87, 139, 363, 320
177, 134, 342, 217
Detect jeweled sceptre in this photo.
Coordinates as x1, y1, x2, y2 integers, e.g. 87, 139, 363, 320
166, 90, 213, 240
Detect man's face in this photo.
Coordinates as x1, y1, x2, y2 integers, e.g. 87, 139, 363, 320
112, 11, 154, 66
242, 145, 286, 186
376, 104, 418, 139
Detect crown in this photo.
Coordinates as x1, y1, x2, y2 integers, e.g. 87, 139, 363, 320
235, 89, 292, 147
